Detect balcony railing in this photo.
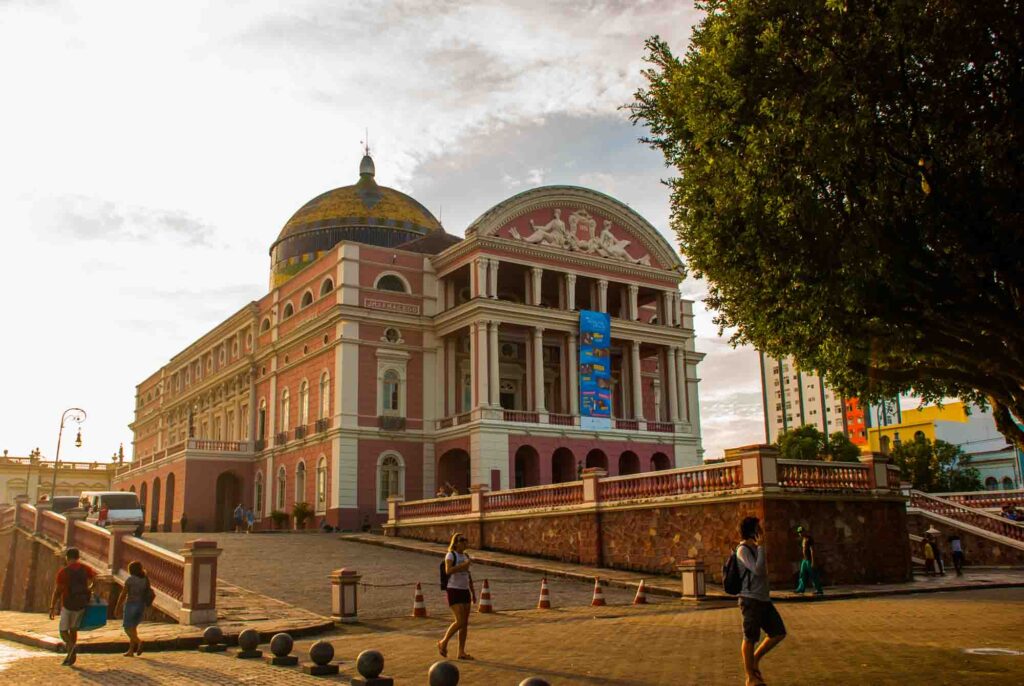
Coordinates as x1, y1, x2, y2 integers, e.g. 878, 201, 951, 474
294, 425, 308, 440
438, 417, 454, 429
503, 410, 539, 423
255, 438, 266, 451
615, 419, 640, 431
548, 413, 575, 426
647, 421, 675, 433
315, 417, 331, 433
396, 495, 472, 519
379, 416, 407, 431
599, 462, 743, 502
274, 432, 288, 447
485, 482, 584, 511
187, 438, 248, 453
776, 460, 872, 491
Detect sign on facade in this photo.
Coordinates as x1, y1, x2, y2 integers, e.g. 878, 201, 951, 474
579, 310, 612, 430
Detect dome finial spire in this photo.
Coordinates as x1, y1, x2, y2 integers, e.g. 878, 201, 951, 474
359, 128, 375, 177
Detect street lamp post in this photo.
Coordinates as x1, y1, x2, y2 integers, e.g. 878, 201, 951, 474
51, 407, 86, 500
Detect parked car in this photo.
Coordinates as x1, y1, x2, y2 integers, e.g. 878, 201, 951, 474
47, 496, 82, 515
81, 491, 144, 537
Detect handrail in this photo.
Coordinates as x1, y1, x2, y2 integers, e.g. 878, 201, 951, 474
777, 460, 871, 490
73, 520, 112, 563
909, 490, 1024, 542
39, 509, 66, 542
122, 536, 186, 601
485, 482, 583, 511
600, 462, 742, 501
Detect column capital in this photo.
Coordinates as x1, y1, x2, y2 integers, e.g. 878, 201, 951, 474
532, 326, 545, 336
566, 272, 577, 283
530, 266, 543, 275
627, 283, 639, 294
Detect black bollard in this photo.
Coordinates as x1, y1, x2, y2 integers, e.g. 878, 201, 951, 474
304, 640, 340, 676
266, 632, 299, 667
198, 625, 226, 653
428, 660, 460, 686
236, 628, 263, 659
352, 649, 393, 686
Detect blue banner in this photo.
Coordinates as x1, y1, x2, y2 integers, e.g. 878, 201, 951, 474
579, 310, 612, 430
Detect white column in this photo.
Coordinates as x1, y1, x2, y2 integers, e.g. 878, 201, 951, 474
531, 267, 543, 306
532, 327, 546, 412
567, 332, 579, 415
597, 280, 608, 313
445, 336, 456, 416
662, 292, 675, 327
471, 322, 489, 409
676, 351, 688, 422
474, 259, 488, 298
488, 259, 499, 299
667, 347, 680, 422
565, 274, 577, 311
628, 284, 639, 321
631, 340, 644, 420
488, 321, 500, 407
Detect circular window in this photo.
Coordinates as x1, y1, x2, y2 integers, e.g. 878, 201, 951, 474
384, 327, 401, 343
501, 343, 517, 359
323, 334, 329, 344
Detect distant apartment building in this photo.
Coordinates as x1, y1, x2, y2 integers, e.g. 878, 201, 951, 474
759, 353, 848, 444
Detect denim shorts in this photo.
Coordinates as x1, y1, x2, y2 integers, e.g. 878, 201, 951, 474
739, 597, 786, 642
122, 601, 144, 629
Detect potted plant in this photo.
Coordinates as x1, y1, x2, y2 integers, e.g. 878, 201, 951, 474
270, 509, 289, 530
292, 501, 314, 530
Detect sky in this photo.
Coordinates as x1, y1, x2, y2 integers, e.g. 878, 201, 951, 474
0, 0, 767, 464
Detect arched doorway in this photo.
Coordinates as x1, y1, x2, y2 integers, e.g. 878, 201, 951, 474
163, 473, 175, 532
129, 485, 136, 493
552, 448, 576, 483
585, 449, 608, 471
651, 452, 672, 471
150, 477, 161, 533
215, 471, 243, 532
619, 451, 640, 476
139, 482, 148, 523
514, 445, 540, 488
437, 449, 471, 495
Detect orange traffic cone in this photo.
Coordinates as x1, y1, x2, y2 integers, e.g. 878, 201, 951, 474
537, 578, 551, 609
412, 582, 427, 617
478, 579, 493, 613
591, 578, 606, 607
633, 579, 648, 605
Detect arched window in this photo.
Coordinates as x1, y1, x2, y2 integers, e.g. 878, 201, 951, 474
277, 467, 287, 509
299, 381, 309, 426
316, 457, 327, 513
320, 278, 334, 296
914, 430, 926, 441
280, 389, 290, 432
300, 291, 313, 308
283, 302, 294, 319
260, 317, 271, 332
258, 399, 267, 440
375, 274, 408, 293
295, 462, 306, 504
382, 370, 400, 413
254, 472, 263, 517
984, 477, 998, 490
377, 453, 404, 511
1003, 477, 1015, 490
318, 373, 330, 420
879, 436, 891, 454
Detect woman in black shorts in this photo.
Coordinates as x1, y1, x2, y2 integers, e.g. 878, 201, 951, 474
438, 532, 476, 660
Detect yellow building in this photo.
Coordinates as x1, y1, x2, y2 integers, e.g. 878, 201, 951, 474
0, 450, 116, 504
866, 402, 969, 453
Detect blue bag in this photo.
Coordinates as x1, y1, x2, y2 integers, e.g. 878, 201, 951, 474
79, 597, 108, 631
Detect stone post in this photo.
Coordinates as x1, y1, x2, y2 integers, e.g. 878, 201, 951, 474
107, 523, 138, 574
488, 259, 499, 299
64, 508, 87, 548
581, 468, 606, 503
386, 494, 404, 525
678, 559, 706, 600
468, 485, 489, 548
565, 273, 577, 310
33, 501, 52, 535
724, 444, 779, 488
179, 539, 222, 625
13, 495, 28, 531
859, 452, 892, 492
469, 484, 489, 513
330, 568, 361, 623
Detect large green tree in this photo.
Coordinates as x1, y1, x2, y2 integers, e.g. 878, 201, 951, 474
775, 425, 864, 462
890, 435, 982, 491
630, 1, 1024, 444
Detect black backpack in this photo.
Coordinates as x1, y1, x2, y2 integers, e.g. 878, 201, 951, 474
439, 554, 450, 591
723, 544, 753, 596
64, 565, 91, 611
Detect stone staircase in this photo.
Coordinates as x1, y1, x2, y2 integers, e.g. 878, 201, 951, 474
906, 490, 1024, 567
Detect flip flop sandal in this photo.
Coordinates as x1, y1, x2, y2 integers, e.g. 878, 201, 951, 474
458, 654, 475, 660
437, 642, 448, 658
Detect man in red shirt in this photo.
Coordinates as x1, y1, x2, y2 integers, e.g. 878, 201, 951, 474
49, 547, 95, 666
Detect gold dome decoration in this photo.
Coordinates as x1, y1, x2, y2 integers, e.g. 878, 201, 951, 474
270, 155, 442, 286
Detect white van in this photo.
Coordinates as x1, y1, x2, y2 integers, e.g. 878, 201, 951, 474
81, 491, 145, 537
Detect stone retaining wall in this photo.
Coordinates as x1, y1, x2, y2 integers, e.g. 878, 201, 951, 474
907, 513, 1024, 567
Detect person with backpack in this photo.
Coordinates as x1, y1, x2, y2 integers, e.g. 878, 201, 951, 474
437, 531, 476, 660
49, 547, 95, 666
728, 516, 786, 686
114, 560, 154, 656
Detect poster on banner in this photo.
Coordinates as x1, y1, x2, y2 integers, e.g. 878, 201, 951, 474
579, 310, 612, 430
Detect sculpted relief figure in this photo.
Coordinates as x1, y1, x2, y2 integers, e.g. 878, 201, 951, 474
510, 209, 575, 249
506, 208, 652, 265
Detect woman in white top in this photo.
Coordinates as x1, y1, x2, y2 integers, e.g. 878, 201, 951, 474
437, 532, 476, 660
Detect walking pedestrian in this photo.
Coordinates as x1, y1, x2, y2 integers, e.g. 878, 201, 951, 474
245, 508, 255, 534
794, 526, 824, 595
233, 503, 244, 533
922, 536, 936, 575
928, 528, 946, 576
437, 532, 477, 661
49, 547, 95, 666
949, 534, 965, 576
736, 516, 786, 686
114, 561, 153, 656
